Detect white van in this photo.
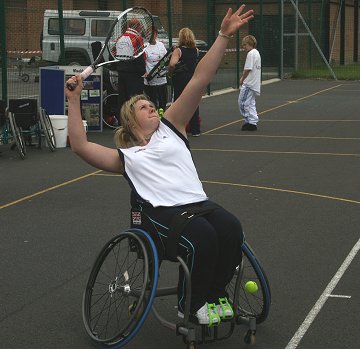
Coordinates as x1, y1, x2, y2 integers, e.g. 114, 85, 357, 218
42, 10, 170, 65
42, 10, 207, 65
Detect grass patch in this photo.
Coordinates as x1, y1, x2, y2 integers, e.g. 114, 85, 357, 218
292, 63, 360, 80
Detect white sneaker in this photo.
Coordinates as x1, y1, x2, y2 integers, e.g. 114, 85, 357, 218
178, 303, 221, 326
194, 303, 220, 325
216, 304, 234, 318
216, 297, 234, 319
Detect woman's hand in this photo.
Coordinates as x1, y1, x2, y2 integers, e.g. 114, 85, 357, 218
65, 75, 83, 100
219, 5, 254, 38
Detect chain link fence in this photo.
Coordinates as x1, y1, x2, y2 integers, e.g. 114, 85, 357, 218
1, 0, 359, 102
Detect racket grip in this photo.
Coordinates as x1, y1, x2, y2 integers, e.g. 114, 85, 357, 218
66, 66, 94, 91
80, 66, 95, 80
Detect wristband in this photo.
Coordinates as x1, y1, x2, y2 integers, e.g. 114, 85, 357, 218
218, 30, 233, 39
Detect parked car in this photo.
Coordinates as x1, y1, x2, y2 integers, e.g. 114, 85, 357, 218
41, 9, 207, 65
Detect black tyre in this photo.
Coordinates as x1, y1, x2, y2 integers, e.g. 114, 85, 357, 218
21, 73, 30, 82
64, 52, 89, 66
8, 112, 26, 159
102, 93, 120, 129
39, 108, 56, 151
226, 241, 271, 324
83, 229, 159, 347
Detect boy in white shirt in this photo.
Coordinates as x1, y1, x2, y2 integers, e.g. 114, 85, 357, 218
238, 35, 261, 131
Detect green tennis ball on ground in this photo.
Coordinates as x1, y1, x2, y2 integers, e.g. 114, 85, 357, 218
245, 281, 258, 294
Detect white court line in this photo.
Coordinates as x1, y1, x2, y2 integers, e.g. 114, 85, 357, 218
202, 78, 281, 98
285, 237, 360, 349
327, 294, 351, 299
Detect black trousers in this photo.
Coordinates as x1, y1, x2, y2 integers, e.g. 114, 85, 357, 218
132, 200, 244, 314
144, 83, 167, 110
173, 74, 200, 135
117, 71, 144, 121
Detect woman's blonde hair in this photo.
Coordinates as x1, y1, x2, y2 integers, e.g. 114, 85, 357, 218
178, 27, 196, 48
114, 94, 150, 148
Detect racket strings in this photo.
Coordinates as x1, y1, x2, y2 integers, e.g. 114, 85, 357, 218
109, 8, 154, 61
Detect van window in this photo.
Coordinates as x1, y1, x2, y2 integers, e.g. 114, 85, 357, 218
48, 18, 86, 35
91, 19, 114, 37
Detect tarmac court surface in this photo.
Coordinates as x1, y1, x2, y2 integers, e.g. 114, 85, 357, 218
1, 79, 360, 349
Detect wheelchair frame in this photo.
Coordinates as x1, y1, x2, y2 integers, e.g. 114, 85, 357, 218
5, 99, 56, 159
0, 100, 26, 159
82, 228, 271, 349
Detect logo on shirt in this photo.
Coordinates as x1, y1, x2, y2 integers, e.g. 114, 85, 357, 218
135, 148, 147, 153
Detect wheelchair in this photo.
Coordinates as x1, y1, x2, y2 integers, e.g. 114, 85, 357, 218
0, 99, 27, 158
82, 223, 271, 349
7, 99, 56, 158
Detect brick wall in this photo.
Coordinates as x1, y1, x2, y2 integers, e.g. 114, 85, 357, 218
4, 0, 359, 66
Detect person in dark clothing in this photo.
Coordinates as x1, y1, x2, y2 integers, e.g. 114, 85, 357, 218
115, 19, 146, 123
168, 27, 201, 136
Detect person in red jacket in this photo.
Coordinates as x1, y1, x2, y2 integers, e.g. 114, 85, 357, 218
115, 19, 146, 124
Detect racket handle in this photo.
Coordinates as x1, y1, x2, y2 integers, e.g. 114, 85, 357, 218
66, 66, 95, 91
80, 66, 95, 80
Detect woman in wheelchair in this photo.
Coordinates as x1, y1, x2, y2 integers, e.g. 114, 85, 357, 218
65, 6, 254, 327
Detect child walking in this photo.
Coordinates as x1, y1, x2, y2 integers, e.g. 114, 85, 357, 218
238, 35, 261, 131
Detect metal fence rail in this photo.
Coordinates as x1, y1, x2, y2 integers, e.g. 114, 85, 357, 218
1, 0, 359, 102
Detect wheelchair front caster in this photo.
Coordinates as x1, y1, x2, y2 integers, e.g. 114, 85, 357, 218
187, 342, 196, 349
244, 329, 256, 345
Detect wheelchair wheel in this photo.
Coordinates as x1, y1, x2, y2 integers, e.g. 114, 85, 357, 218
21, 73, 30, 82
39, 108, 56, 151
83, 229, 159, 347
226, 241, 271, 324
102, 93, 119, 129
8, 112, 26, 159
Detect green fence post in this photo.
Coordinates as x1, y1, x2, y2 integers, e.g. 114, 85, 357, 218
236, 0, 240, 89
167, 0, 173, 47
58, 0, 65, 65
259, 0, 263, 81
0, 0, 7, 101
355, 0, 359, 62
279, 0, 283, 78
207, 0, 212, 95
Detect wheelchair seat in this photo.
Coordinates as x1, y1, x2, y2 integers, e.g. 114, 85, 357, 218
8, 98, 38, 129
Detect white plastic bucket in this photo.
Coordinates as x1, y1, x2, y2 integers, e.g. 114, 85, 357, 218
49, 115, 68, 148
82, 120, 88, 132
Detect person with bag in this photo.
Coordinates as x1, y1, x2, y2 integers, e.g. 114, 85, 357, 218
168, 27, 201, 136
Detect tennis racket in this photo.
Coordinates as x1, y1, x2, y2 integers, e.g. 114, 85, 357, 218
66, 7, 154, 90
146, 46, 174, 82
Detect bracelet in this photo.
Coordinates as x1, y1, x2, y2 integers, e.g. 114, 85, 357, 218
218, 30, 233, 39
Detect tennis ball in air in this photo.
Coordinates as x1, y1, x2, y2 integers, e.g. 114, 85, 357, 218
245, 281, 258, 294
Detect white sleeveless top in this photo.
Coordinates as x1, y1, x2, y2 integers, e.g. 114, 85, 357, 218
119, 119, 207, 207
